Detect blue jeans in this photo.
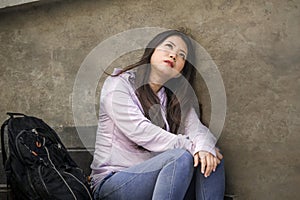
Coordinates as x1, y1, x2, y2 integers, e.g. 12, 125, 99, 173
94, 149, 225, 200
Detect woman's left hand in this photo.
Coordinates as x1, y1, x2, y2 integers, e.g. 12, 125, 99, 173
193, 148, 223, 178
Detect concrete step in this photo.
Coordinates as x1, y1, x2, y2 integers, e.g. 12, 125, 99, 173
1, 148, 237, 199
0, 186, 237, 200
0, 184, 11, 199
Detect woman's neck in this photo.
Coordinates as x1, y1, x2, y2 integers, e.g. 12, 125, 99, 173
149, 82, 163, 93
148, 68, 167, 93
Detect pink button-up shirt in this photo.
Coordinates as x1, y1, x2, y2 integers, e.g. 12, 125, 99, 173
90, 68, 217, 190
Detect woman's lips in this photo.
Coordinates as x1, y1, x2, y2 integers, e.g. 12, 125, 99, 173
164, 60, 174, 68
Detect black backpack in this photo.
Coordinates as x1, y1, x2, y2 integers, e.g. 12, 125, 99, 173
0, 112, 93, 200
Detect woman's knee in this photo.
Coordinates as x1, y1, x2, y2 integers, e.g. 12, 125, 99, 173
171, 149, 194, 170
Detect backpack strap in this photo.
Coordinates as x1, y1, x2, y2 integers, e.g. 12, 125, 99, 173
1, 119, 9, 166
1, 112, 27, 166
6, 112, 26, 118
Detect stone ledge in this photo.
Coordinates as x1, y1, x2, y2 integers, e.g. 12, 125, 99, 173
224, 194, 238, 200
0, 186, 237, 200
0, 0, 61, 12
0, 0, 40, 9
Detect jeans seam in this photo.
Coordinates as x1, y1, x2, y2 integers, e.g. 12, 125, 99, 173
101, 173, 138, 198
200, 169, 208, 200
169, 161, 176, 199
101, 170, 157, 198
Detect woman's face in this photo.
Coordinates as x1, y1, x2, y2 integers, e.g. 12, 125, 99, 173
150, 35, 188, 82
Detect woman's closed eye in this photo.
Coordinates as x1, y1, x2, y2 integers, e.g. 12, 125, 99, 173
179, 52, 186, 60
164, 44, 186, 58
164, 43, 173, 49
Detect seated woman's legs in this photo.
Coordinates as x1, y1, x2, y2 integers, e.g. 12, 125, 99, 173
94, 149, 194, 200
184, 159, 225, 200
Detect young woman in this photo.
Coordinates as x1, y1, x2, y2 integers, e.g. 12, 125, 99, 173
90, 29, 225, 200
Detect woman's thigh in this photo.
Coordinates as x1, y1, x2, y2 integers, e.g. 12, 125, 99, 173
95, 149, 193, 200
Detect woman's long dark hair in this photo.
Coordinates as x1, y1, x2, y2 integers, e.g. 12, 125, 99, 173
114, 29, 197, 134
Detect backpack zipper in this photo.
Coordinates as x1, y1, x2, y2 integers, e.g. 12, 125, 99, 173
15, 130, 45, 198
15, 130, 27, 160
44, 146, 77, 200
63, 171, 93, 200
26, 168, 40, 197
15, 130, 80, 200
15, 130, 40, 160
37, 165, 50, 195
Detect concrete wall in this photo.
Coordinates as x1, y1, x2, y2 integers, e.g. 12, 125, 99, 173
0, 0, 299, 199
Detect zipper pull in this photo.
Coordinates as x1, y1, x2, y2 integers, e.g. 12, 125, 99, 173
32, 129, 42, 147
32, 129, 38, 135
31, 150, 38, 156
36, 141, 41, 148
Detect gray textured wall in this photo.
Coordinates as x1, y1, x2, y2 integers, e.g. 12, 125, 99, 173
0, 0, 299, 199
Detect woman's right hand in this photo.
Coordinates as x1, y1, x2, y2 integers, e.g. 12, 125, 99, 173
215, 147, 223, 161
193, 147, 223, 178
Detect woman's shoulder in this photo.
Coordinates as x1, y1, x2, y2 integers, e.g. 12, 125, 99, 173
115, 68, 136, 81
103, 68, 136, 92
